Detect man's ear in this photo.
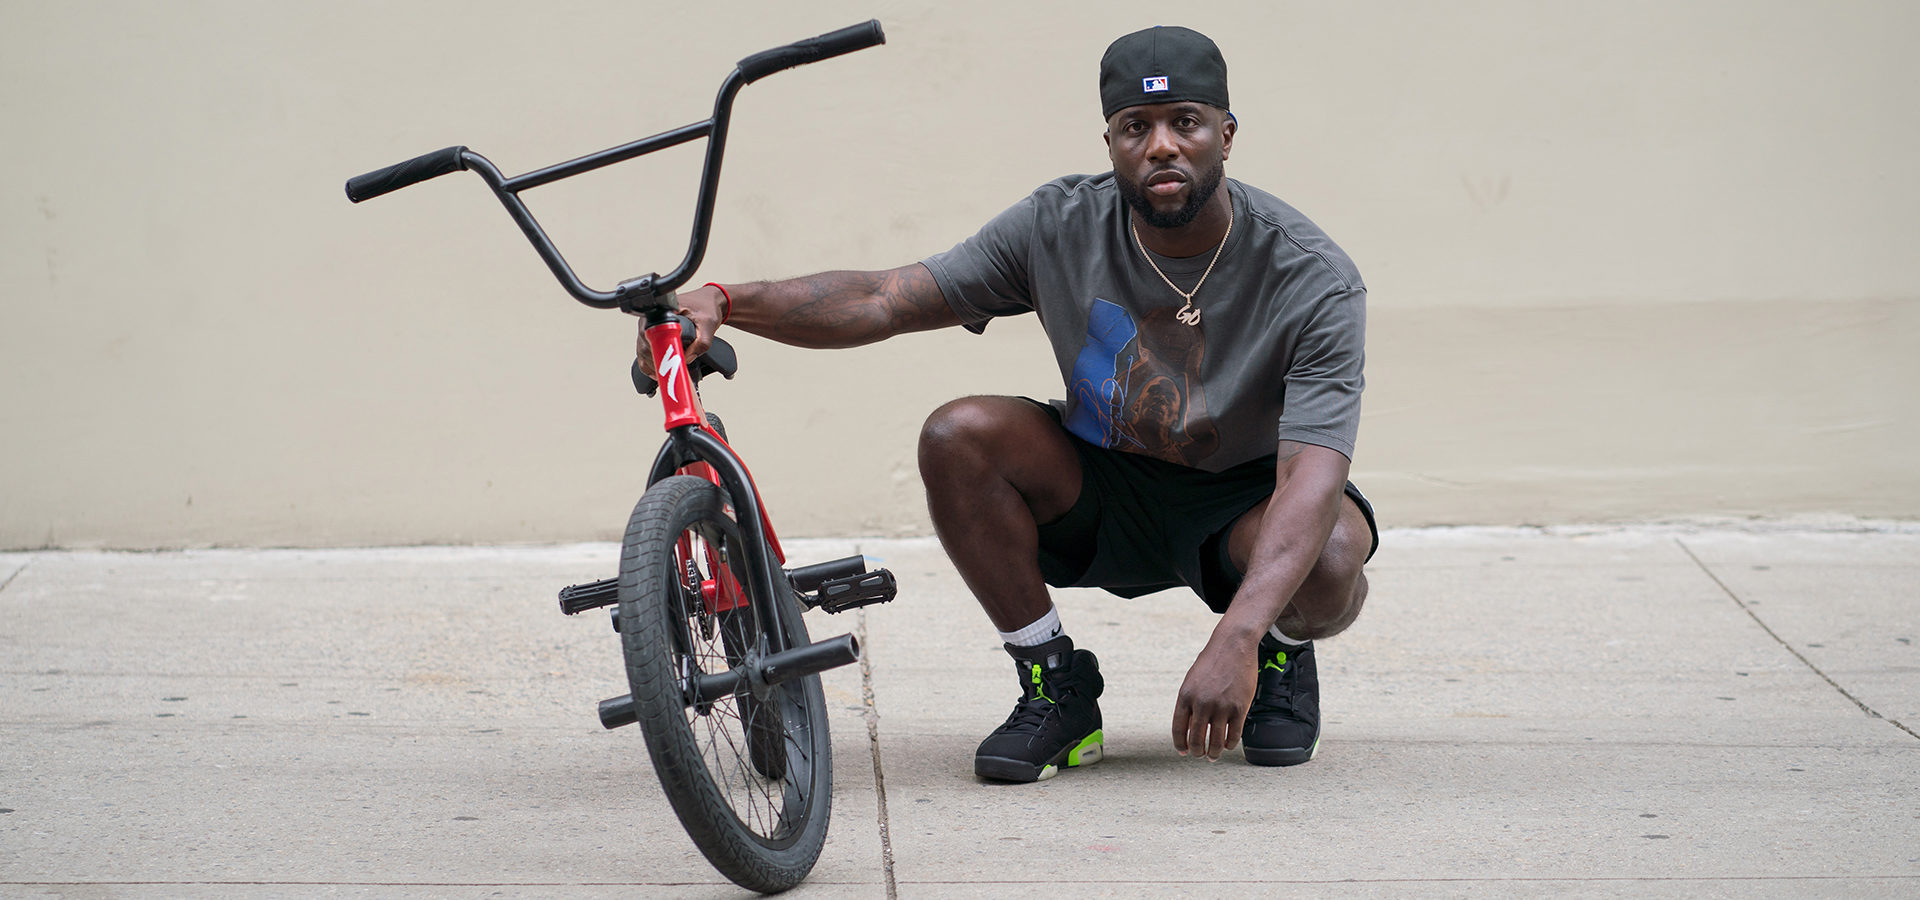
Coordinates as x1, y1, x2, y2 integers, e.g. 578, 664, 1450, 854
1220, 111, 1236, 160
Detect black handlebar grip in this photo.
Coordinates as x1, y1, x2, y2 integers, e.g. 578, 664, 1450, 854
736, 19, 885, 84
345, 146, 469, 203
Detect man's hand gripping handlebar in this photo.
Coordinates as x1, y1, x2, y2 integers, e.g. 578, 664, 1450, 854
634, 284, 729, 386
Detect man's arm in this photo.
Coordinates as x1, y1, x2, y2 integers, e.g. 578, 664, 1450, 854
637, 262, 959, 374
1171, 440, 1351, 760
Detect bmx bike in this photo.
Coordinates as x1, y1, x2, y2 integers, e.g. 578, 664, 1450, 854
345, 21, 896, 893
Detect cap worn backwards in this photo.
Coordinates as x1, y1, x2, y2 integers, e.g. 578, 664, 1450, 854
1098, 25, 1230, 121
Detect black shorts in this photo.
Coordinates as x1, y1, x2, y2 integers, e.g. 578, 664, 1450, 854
1029, 400, 1378, 614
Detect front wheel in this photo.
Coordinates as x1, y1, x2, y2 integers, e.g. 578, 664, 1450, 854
618, 474, 831, 893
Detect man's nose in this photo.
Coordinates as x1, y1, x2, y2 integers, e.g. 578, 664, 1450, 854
1145, 122, 1180, 161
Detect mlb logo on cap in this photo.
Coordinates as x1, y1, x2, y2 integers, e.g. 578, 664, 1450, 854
1100, 26, 1230, 120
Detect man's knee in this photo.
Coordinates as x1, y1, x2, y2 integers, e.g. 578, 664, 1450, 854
918, 396, 1009, 465
1297, 565, 1367, 640
919, 396, 1073, 472
1284, 513, 1371, 640
1309, 525, 1367, 595
918, 396, 1081, 521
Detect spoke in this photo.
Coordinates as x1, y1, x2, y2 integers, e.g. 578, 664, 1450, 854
685, 629, 787, 834
653, 502, 820, 847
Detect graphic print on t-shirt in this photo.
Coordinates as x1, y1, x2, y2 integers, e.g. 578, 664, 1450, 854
1065, 299, 1219, 467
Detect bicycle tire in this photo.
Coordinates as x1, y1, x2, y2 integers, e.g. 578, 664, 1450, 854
619, 474, 832, 893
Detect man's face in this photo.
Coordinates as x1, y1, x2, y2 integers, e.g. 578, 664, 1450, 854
1105, 102, 1235, 230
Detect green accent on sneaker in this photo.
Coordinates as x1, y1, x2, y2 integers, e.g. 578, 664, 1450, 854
1263, 650, 1289, 672
1067, 730, 1104, 767
1031, 662, 1053, 703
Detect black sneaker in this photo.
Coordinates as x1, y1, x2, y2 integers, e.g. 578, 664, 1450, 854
974, 635, 1104, 783
1242, 634, 1320, 766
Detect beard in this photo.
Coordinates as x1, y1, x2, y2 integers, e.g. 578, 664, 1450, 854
1116, 160, 1226, 230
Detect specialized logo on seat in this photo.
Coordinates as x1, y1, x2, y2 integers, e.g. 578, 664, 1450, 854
1143, 76, 1169, 93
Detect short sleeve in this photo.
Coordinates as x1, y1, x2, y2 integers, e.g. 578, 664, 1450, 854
1276, 288, 1367, 459
921, 192, 1039, 334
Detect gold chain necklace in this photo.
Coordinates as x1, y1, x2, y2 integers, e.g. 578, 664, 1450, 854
1130, 199, 1233, 327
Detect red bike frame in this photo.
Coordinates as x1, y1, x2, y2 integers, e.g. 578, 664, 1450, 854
643, 316, 785, 616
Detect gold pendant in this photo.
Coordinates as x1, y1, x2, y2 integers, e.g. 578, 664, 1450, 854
1176, 300, 1202, 327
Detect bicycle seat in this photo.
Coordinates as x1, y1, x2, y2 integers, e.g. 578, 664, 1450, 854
631, 336, 738, 397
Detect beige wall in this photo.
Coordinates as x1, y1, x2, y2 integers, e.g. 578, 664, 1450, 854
3, 1, 1915, 549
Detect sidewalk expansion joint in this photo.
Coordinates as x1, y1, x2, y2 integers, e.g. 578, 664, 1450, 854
856, 602, 899, 899
0, 557, 28, 595
1677, 538, 1919, 742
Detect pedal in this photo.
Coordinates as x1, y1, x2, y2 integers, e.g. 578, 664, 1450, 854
558, 577, 619, 615
805, 568, 897, 614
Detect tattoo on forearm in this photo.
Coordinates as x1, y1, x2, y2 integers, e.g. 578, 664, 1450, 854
772, 265, 949, 347
881, 264, 953, 332
778, 272, 890, 342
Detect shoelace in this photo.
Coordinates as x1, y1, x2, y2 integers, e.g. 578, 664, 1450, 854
1248, 690, 1297, 717
1001, 689, 1059, 733
1248, 662, 1299, 716
1000, 668, 1067, 733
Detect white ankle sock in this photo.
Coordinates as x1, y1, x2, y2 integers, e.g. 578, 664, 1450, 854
1267, 624, 1307, 646
998, 605, 1064, 647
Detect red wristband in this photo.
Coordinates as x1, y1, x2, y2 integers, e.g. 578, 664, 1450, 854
704, 282, 733, 325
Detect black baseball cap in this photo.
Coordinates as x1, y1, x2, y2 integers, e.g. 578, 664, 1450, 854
1098, 26, 1230, 121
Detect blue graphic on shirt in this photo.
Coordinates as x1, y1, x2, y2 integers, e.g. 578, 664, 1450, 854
1064, 298, 1136, 448
1062, 298, 1219, 466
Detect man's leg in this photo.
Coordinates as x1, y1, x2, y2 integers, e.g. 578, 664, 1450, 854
1223, 492, 1371, 765
1225, 492, 1372, 640
917, 396, 1084, 631
919, 396, 1104, 782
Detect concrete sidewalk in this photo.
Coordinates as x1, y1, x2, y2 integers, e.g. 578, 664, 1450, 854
2, 524, 1916, 897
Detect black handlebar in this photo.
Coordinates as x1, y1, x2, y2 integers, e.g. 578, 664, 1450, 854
738, 20, 885, 83
345, 145, 468, 203
343, 20, 887, 312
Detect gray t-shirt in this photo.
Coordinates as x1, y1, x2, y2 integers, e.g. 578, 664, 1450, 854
923, 173, 1366, 472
